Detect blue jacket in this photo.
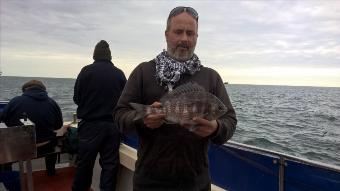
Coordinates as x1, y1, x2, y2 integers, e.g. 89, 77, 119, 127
1, 88, 63, 143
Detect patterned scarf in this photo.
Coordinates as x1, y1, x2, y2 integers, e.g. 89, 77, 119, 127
155, 50, 202, 90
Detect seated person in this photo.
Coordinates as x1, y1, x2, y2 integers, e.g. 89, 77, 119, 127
1, 80, 64, 176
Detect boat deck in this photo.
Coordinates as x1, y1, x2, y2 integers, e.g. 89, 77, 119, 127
12, 154, 97, 191
26, 166, 77, 191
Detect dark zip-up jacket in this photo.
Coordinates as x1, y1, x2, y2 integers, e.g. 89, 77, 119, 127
74, 60, 126, 121
1, 88, 63, 143
114, 60, 237, 190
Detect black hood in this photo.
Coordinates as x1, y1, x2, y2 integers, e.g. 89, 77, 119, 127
23, 88, 48, 101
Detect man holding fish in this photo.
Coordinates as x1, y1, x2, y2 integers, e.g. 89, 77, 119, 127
114, 6, 237, 191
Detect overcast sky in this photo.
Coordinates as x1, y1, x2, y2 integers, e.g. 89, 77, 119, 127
1, 0, 340, 87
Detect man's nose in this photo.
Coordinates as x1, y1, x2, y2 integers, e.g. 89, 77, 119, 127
180, 33, 189, 42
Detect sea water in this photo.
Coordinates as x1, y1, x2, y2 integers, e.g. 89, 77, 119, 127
1, 76, 339, 166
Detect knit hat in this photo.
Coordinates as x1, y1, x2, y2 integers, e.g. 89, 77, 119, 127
93, 40, 112, 61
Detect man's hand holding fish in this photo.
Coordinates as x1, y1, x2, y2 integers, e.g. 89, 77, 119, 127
190, 117, 218, 137
143, 101, 165, 129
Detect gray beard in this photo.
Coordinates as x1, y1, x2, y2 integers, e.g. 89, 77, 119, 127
167, 45, 195, 61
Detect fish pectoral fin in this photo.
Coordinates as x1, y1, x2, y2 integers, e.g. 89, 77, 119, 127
200, 112, 212, 120
193, 113, 208, 120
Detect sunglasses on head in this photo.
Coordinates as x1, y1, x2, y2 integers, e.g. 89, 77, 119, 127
168, 6, 199, 21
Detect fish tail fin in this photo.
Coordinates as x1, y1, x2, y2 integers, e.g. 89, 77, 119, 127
129, 102, 147, 121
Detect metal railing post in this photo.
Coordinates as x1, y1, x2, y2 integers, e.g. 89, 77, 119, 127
279, 157, 285, 191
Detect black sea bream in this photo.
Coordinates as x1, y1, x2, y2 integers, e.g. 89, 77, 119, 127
130, 82, 228, 126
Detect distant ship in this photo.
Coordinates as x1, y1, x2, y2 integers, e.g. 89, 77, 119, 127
224, 82, 228, 84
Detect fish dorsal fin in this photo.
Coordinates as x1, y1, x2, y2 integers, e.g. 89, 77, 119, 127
171, 82, 205, 96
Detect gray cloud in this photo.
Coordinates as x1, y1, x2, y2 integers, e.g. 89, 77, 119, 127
1, 0, 339, 86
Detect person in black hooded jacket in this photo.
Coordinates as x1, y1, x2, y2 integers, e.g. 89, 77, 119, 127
72, 40, 126, 191
1, 79, 63, 175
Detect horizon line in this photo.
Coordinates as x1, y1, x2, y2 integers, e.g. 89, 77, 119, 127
2, 75, 339, 88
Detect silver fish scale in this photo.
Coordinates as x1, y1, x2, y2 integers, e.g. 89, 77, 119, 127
159, 83, 228, 124
131, 83, 228, 125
